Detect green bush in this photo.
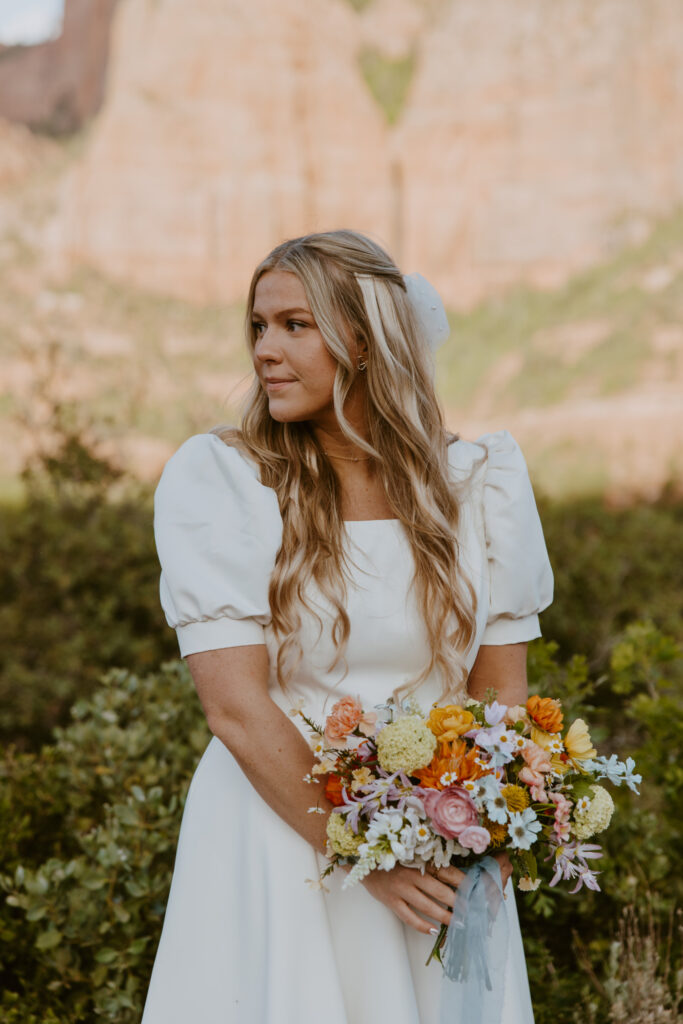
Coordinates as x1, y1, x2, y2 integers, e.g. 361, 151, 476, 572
0, 661, 210, 1022
0, 430, 176, 750
1, 625, 680, 1023
538, 493, 683, 665
521, 621, 683, 1023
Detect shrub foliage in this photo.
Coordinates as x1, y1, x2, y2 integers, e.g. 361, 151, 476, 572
1, 627, 681, 1023
1, 429, 682, 1021
1, 662, 209, 1022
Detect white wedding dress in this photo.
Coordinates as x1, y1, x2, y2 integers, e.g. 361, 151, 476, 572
141, 429, 553, 1024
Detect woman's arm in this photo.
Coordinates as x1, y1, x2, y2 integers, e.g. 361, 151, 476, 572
466, 641, 529, 707
186, 644, 462, 934
186, 644, 333, 854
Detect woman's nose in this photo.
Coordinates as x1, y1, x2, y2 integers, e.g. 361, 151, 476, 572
253, 327, 282, 365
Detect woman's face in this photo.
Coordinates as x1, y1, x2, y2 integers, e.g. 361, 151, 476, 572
251, 270, 344, 427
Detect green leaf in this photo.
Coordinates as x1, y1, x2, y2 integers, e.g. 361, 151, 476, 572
35, 928, 62, 951
570, 777, 596, 802
26, 904, 48, 922
128, 936, 149, 955
517, 849, 538, 880
95, 947, 118, 964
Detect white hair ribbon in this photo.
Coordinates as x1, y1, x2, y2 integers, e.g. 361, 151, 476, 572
403, 272, 450, 352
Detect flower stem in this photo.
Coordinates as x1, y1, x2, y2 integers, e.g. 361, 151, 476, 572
425, 923, 448, 966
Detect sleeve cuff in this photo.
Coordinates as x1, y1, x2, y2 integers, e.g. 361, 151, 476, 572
480, 613, 542, 646
176, 616, 267, 657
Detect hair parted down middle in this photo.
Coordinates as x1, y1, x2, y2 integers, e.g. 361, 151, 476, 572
213, 229, 478, 703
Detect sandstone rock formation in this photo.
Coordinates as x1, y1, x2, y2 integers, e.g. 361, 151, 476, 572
50, 0, 392, 302
0, 0, 118, 134
46, 0, 683, 307
396, 0, 683, 305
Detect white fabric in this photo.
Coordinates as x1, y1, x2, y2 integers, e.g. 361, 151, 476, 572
403, 272, 451, 351
142, 429, 553, 1024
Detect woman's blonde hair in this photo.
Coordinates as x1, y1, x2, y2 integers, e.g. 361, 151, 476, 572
214, 229, 477, 702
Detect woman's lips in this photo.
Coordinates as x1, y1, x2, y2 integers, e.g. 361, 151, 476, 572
265, 379, 296, 391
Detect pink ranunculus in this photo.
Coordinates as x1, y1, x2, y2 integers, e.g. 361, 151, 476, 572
324, 696, 363, 745
428, 787, 479, 839
521, 741, 552, 774
458, 825, 491, 854
416, 788, 442, 818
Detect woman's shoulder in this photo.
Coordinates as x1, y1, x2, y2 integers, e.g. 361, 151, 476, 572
158, 430, 259, 483
447, 428, 526, 485
154, 431, 281, 528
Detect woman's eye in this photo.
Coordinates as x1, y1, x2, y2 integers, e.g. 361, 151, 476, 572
287, 320, 308, 331
251, 321, 266, 334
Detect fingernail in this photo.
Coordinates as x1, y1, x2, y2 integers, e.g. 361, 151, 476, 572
429, 927, 439, 936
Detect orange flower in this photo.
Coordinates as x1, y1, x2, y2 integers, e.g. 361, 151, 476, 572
427, 706, 475, 743
324, 696, 363, 745
324, 774, 346, 807
526, 695, 564, 734
414, 739, 487, 790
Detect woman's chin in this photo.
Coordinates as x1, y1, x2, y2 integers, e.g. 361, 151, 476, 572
266, 402, 311, 424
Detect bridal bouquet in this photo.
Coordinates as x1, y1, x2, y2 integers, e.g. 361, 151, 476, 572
301, 692, 641, 905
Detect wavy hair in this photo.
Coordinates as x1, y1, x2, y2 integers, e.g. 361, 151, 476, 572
214, 229, 477, 702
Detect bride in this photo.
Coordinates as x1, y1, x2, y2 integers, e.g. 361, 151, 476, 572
142, 229, 553, 1023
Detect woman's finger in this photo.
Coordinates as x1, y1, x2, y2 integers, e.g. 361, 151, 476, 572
413, 871, 458, 909
394, 897, 449, 935
433, 864, 465, 888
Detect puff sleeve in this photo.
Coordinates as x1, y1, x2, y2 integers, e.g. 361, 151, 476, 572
478, 430, 554, 645
153, 433, 283, 657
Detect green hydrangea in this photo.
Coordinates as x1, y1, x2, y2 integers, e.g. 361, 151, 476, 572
376, 715, 437, 774
326, 812, 364, 857
572, 784, 615, 839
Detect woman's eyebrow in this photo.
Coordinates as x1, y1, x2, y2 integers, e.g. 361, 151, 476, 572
252, 307, 312, 319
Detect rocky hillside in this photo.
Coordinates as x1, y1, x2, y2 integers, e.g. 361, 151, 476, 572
0, 0, 118, 134
0, 113, 681, 503
43, 0, 683, 307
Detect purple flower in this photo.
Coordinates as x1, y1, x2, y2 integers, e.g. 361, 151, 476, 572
484, 701, 508, 726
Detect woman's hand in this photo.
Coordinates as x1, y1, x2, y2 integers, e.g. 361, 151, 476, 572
492, 850, 513, 889
361, 863, 465, 934
362, 851, 512, 934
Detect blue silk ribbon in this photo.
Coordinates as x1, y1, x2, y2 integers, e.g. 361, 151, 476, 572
439, 855, 509, 1024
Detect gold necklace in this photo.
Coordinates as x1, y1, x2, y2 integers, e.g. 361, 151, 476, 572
322, 450, 372, 462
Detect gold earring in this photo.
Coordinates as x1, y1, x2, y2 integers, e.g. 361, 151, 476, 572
357, 358, 367, 371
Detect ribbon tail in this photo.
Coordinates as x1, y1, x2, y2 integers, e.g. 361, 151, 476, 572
439, 856, 509, 1024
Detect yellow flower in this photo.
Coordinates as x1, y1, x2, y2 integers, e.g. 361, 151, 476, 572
531, 726, 558, 751
326, 813, 364, 857
501, 784, 530, 812
311, 757, 336, 776
550, 753, 570, 776
564, 719, 597, 762
376, 716, 437, 774
350, 767, 374, 792
427, 705, 474, 743
482, 816, 508, 847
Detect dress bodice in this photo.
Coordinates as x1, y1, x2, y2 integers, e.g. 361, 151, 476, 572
154, 431, 554, 719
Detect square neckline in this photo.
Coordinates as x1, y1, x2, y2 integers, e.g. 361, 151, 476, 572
343, 518, 400, 524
